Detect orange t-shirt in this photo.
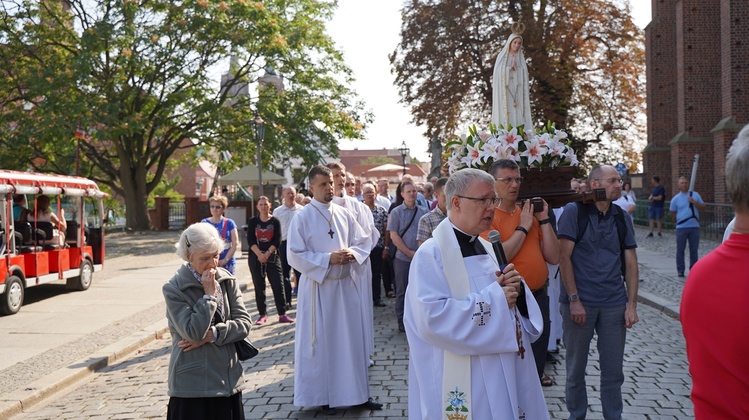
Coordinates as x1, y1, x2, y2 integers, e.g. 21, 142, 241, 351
480, 207, 549, 291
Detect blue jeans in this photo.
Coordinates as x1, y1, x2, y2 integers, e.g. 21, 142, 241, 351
562, 303, 627, 420
676, 227, 699, 275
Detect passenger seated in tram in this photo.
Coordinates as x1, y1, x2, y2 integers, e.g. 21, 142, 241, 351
28, 195, 67, 247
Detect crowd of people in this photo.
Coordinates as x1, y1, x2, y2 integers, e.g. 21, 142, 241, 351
161, 135, 747, 418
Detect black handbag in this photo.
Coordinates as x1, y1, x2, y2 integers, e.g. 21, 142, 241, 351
235, 336, 259, 361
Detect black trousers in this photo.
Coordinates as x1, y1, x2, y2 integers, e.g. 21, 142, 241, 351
382, 244, 395, 295
531, 286, 551, 379
370, 245, 384, 302
279, 240, 298, 304
167, 392, 244, 420
248, 253, 286, 316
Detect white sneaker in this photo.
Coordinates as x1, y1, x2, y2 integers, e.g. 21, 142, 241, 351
368, 358, 374, 368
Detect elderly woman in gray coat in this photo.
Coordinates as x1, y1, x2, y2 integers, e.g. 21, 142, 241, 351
163, 223, 252, 420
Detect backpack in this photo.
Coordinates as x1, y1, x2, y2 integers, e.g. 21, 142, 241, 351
574, 202, 628, 278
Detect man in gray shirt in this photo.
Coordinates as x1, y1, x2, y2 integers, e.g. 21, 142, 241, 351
387, 181, 428, 332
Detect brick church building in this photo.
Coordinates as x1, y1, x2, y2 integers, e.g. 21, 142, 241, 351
643, 0, 748, 203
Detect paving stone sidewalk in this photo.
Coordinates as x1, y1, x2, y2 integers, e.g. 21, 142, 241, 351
14, 259, 696, 419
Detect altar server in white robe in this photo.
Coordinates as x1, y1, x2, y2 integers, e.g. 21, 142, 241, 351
328, 162, 379, 360
287, 165, 383, 414
405, 168, 549, 420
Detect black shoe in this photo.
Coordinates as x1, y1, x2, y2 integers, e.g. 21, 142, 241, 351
646, 233, 653, 238
320, 405, 337, 415
285, 304, 292, 311
658, 232, 662, 237
357, 397, 383, 410
373, 300, 386, 307
398, 322, 405, 333
678, 272, 685, 277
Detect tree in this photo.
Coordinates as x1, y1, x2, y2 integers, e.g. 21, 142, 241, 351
0, 0, 369, 230
389, 0, 645, 171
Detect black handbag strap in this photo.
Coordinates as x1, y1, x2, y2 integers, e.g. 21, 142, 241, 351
399, 207, 419, 238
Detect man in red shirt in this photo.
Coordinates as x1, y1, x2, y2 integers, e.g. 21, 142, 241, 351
681, 124, 749, 419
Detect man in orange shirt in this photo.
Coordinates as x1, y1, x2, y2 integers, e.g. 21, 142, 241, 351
481, 159, 560, 387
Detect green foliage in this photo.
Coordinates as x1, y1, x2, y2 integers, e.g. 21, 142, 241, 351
148, 175, 184, 207
0, 0, 370, 230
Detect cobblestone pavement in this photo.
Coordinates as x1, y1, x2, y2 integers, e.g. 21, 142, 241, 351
633, 226, 720, 310
15, 274, 694, 419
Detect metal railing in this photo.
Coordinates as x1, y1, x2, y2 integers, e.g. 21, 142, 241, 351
632, 200, 734, 240
168, 202, 186, 230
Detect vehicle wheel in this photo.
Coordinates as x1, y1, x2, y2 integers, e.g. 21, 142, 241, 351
0, 276, 24, 315
67, 260, 93, 291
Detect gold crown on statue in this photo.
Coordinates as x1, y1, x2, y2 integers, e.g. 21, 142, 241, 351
511, 22, 526, 35
446, 414, 468, 420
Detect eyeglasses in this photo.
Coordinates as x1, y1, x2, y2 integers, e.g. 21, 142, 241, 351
456, 195, 500, 207
596, 178, 623, 185
345, 183, 355, 187
495, 177, 524, 185
210, 205, 224, 209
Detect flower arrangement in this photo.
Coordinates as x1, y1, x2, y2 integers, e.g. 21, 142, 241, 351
445, 122, 579, 174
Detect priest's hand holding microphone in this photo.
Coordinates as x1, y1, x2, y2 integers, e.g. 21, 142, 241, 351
488, 230, 524, 308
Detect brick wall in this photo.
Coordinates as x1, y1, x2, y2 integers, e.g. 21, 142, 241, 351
645, 0, 748, 204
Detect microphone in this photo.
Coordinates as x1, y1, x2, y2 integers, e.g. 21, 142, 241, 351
487, 230, 508, 267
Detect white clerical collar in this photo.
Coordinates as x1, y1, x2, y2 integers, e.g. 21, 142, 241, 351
331, 196, 346, 206
448, 220, 480, 242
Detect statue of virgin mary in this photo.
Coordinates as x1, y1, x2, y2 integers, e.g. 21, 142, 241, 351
491, 23, 534, 133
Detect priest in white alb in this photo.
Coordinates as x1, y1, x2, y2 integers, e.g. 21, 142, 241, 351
405, 168, 549, 419
287, 165, 383, 415
326, 162, 379, 363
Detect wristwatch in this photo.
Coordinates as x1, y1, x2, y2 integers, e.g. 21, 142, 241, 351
569, 293, 580, 302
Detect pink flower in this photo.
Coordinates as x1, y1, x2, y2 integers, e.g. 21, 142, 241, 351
462, 143, 483, 167
478, 131, 492, 142
520, 138, 546, 166
535, 133, 552, 147
565, 150, 579, 166
498, 128, 522, 150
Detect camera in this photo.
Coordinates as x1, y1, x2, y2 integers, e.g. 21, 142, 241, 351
522, 197, 544, 213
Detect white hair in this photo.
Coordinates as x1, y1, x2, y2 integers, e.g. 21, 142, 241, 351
726, 124, 749, 213
444, 169, 494, 210
175, 223, 226, 261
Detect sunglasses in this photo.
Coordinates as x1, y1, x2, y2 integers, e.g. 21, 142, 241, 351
210, 205, 224, 209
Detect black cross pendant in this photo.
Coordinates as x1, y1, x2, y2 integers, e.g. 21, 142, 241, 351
328, 229, 334, 239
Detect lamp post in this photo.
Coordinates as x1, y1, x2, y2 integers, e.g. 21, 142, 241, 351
398, 140, 410, 175
253, 111, 266, 198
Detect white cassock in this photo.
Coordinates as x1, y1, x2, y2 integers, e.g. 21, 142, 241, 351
287, 200, 372, 408
404, 220, 550, 420
333, 195, 379, 357
547, 207, 565, 351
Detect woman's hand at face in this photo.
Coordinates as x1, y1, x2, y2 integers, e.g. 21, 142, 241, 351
201, 268, 217, 296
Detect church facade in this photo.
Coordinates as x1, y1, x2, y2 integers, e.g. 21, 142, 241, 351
644, 0, 748, 203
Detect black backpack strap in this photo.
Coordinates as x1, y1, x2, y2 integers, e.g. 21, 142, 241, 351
574, 202, 591, 244
676, 191, 699, 225
610, 205, 627, 278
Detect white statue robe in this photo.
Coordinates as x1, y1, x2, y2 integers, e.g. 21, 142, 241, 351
287, 200, 372, 407
333, 195, 379, 357
491, 33, 534, 132
404, 221, 550, 420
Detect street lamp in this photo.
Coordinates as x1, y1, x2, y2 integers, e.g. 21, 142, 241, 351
253, 111, 266, 198
398, 141, 410, 175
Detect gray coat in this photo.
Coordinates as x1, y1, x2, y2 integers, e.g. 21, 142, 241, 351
163, 264, 252, 398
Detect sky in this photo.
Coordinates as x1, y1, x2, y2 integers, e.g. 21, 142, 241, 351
327, 1, 653, 162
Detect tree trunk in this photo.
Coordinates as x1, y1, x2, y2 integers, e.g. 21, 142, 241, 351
120, 162, 152, 231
